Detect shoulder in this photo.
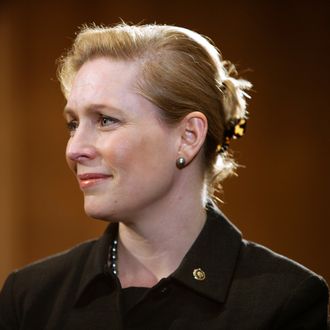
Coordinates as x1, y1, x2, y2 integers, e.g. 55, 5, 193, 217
0, 239, 97, 309
0, 239, 100, 329
209, 205, 327, 290
1, 239, 99, 297
15, 238, 97, 281
236, 238, 328, 293
207, 204, 328, 309
231, 239, 329, 327
239, 239, 315, 278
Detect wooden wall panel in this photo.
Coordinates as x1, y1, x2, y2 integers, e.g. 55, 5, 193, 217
1, 1, 329, 288
0, 6, 23, 285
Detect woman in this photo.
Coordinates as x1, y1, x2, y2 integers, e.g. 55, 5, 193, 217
0, 23, 328, 329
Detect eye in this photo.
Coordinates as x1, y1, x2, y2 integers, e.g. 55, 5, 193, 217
66, 120, 78, 135
98, 115, 119, 127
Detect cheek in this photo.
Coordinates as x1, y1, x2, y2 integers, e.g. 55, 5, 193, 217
109, 138, 156, 171
131, 132, 175, 174
105, 137, 135, 161
101, 124, 176, 172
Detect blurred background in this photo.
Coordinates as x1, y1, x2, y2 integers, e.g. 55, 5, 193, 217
0, 1, 329, 288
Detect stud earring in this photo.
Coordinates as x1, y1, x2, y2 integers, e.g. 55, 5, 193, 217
176, 157, 186, 169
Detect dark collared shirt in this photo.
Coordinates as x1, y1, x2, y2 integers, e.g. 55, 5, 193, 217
0, 207, 329, 329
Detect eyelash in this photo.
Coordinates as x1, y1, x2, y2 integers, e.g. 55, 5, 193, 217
66, 115, 119, 135
67, 120, 78, 134
98, 115, 118, 127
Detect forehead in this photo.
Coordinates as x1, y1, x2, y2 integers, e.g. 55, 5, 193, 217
64, 57, 168, 125
66, 57, 141, 110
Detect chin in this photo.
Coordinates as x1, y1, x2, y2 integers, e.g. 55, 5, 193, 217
86, 211, 112, 222
83, 198, 116, 222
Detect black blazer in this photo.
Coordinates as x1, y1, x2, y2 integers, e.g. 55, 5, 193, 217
0, 206, 329, 329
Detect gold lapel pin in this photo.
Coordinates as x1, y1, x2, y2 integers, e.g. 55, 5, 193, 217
193, 268, 206, 281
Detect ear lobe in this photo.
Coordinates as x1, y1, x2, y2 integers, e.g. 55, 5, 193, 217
178, 112, 208, 165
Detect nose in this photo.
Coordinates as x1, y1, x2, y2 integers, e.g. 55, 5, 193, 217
66, 125, 97, 164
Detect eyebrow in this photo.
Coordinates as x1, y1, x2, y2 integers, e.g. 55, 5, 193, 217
63, 104, 124, 117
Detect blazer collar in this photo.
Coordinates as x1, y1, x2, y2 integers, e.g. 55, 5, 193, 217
75, 222, 118, 305
172, 204, 242, 303
75, 205, 242, 305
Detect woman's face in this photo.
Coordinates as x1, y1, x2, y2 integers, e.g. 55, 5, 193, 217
64, 57, 181, 221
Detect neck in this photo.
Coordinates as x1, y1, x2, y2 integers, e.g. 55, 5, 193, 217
116, 194, 207, 288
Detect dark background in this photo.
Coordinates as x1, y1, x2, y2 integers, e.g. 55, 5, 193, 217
0, 1, 329, 289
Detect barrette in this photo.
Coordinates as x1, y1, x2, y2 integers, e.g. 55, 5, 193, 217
216, 117, 247, 154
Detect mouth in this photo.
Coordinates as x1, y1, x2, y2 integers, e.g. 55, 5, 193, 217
77, 173, 112, 189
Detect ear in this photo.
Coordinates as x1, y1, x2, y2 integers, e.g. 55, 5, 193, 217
177, 111, 208, 166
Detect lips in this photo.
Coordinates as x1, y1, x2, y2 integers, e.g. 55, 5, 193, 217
77, 173, 112, 189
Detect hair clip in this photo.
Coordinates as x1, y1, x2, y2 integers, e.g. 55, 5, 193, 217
217, 117, 247, 154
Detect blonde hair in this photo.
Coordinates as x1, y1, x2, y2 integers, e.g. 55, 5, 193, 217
57, 23, 252, 202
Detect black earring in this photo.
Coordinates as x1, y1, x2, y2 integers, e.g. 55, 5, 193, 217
176, 157, 186, 169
